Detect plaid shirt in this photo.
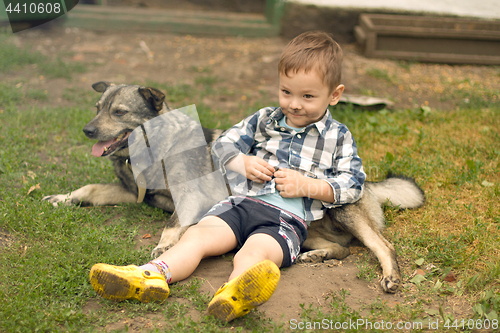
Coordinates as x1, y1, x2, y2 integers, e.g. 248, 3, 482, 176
211, 107, 365, 222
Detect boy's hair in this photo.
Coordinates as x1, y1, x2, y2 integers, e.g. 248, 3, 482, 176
278, 31, 343, 91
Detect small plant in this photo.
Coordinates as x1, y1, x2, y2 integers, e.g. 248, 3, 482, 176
355, 254, 379, 282
473, 290, 500, 322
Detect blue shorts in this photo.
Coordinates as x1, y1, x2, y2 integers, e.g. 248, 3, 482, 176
203, 196, 308, 267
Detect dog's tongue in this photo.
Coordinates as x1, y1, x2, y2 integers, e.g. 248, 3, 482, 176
92, 139, 115, 157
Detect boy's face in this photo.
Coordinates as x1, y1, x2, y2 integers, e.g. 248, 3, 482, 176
279, 69, 344, 128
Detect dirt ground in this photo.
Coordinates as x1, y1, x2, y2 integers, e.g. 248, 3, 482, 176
8, 24, 495, 330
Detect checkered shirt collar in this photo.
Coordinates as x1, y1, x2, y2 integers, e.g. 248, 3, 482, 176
268, 107, 333, 137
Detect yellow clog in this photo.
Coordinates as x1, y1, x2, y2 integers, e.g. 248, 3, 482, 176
208, 260, 280, 322
89, 264, 169, 303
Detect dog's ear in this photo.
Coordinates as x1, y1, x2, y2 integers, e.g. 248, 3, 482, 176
92, 81, 114, 93
139, 87, 165, 112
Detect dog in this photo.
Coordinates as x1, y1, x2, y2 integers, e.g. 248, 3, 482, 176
43, 81, 228, 256
297, 174, 424, 293
44, 82, 425, 293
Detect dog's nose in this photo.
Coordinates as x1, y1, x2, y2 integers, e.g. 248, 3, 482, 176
83, 125, 98, 138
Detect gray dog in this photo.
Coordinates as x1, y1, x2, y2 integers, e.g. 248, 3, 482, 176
44, 82, 425, 293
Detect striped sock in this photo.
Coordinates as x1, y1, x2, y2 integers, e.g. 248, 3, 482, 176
140, 260, 172, 284
139, 263, 158, 273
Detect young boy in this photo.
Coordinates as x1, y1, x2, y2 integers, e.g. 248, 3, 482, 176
89, 31, 365, 322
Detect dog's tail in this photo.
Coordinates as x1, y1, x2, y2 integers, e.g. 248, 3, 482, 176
367, 173, 425, 209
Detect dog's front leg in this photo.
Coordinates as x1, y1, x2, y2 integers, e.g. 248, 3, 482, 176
43, 184, 137, 207
331, 208, 401, 293
353, 225, 401, 293
343, 220, 400, 292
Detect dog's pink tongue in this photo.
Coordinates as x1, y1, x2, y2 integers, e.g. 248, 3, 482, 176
92, 139, 115, 157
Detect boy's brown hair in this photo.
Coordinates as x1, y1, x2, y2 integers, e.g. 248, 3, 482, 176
278, 31, 343, 92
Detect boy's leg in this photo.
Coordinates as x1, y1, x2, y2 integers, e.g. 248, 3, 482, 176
90, 216, 237, 302
208, 233, 283, 322
229, 233, 283, 281
153, 216, 238, 282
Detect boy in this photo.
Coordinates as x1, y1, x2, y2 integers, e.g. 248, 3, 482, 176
89, 31, 365, 322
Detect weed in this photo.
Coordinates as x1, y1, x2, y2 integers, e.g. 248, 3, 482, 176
355, 254, 379, 282
473, 290, 500, 322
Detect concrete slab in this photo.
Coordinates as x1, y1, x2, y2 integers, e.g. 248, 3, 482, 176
290, 0, 500, 20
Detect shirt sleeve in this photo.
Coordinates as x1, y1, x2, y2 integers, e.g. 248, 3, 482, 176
321, 125, 366, 208
211, 109, 264, 174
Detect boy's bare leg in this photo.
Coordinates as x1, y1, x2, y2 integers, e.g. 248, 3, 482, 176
155, 216, 238, 283
89, 216, 237, 302
229, 233, 283, 281
208, 233, 283, 322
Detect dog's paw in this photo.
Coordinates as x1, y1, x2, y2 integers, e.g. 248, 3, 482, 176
42, 194, 73, 207
151, 245, 170, 258
296, 250, 328, 264
380, 273, 401, 293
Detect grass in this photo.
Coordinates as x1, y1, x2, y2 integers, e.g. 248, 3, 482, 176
1, 33, 500, 332
0, 33, 86, 79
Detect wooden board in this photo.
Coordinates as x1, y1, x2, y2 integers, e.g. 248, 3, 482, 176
355, 13, 500, 65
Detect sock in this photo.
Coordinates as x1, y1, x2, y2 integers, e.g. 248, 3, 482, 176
139, 263, 158, 273
140, 260, 172, 284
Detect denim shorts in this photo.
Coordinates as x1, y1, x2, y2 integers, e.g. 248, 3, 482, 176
203, 196, 308, 267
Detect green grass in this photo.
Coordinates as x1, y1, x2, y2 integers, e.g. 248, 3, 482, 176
365, 67, 396, 84
0, 33, 86, 79
1, 33, 499, 332
0, 102, 282, 332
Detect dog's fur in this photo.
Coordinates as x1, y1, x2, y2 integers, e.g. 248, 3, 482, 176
297, 175, 424, 292
44, 82, 425, 293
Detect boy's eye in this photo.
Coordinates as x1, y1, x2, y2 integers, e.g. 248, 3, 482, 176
304, 94, 314, 99
281, 89, 290, 95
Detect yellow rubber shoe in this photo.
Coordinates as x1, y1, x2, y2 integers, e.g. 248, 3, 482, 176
208, 260, 280, 322
89, 263, 169, 303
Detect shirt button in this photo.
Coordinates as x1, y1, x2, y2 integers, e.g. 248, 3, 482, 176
297, 134, 302, 139
280, 127, 286, 131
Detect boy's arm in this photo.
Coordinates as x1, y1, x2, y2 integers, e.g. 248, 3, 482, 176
211, 112, 258, 173
326, 127, 365, 205
211, 107, 275, 179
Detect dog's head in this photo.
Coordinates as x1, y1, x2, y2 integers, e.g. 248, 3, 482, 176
83, 81, 168, 158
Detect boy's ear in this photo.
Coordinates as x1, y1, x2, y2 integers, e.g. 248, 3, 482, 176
329, 84, 345, 106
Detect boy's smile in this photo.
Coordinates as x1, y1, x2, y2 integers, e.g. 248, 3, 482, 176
279, 70, 344, 128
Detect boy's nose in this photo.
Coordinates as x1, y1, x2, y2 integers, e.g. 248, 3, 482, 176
290, 98, 301, 110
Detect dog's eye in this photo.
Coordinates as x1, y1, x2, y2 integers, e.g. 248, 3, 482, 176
114, 110, 128, 116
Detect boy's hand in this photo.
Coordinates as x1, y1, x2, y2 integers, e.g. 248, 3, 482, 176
275, 167, 335, 202
226, 154, 275, 183
274, 168, 307, 198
